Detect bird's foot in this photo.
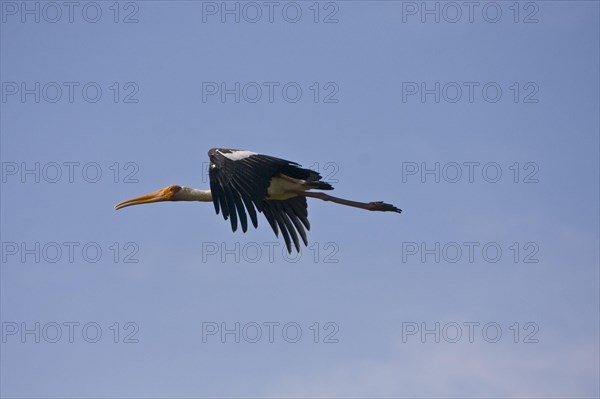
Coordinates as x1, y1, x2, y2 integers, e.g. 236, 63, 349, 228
368, 201, 402, 213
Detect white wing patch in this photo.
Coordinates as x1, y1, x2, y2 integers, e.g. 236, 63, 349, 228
220, 149, 258, 161
266, 175, 306, 200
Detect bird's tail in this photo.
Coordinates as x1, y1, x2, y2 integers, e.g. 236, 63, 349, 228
306, 181, 334, 190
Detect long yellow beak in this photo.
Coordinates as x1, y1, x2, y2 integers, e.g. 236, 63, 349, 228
114, 188, 171, 210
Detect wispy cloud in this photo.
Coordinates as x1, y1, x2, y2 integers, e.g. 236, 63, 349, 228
268, 337, 599, 398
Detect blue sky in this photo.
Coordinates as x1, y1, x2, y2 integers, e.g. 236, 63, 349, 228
1, 1, 599, 397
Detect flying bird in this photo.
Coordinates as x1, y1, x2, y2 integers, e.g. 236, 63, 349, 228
114, 148, 401, 253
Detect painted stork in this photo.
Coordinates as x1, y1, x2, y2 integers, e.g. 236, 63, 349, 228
114, 148, 401, 253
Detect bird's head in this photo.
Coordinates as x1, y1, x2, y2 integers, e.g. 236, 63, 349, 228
114, 185, 183, 210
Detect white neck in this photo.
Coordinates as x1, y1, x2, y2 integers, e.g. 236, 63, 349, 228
177, 187, 212, 202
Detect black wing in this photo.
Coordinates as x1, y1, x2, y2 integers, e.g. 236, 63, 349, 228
207, 148, 322, 239
262, 196, 310, 253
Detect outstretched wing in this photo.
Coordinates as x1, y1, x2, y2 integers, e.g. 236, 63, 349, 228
207, 148, 317, 234
262, 196, 310, 253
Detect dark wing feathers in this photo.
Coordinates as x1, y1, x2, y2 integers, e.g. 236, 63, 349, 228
261, 197, 309, 253
207, 148, 319, 252
209, 148, 294, 212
